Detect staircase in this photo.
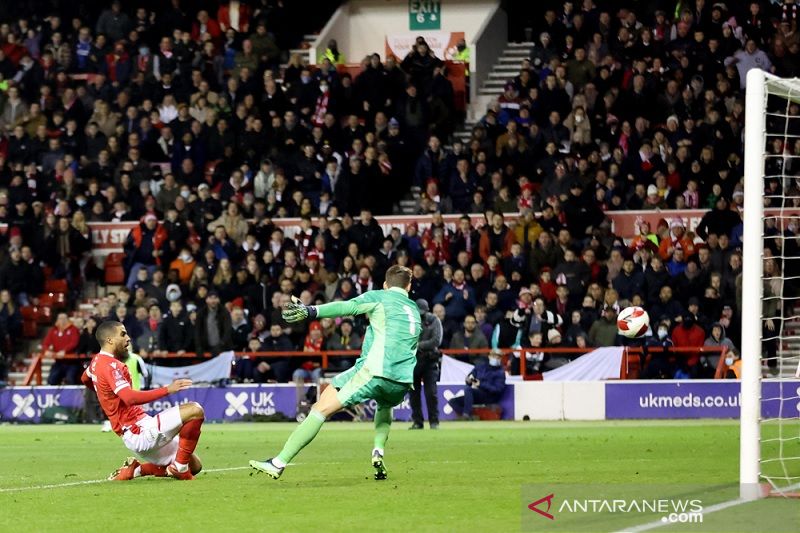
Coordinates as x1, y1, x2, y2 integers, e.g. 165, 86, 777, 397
478, 41, 533, 96
452, 41, 534, 146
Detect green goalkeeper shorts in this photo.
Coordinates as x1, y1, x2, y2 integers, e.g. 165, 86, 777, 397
331, 365, 410, 408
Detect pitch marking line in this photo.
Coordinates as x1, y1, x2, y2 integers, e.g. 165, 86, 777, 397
0, 459, 526, 493
0, 466, 250, 493
619, 482, 800, 532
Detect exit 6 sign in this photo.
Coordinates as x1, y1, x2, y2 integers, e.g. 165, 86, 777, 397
409, 0, 441, 30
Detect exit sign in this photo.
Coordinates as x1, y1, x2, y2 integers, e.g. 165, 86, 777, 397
409, 0, 441, 30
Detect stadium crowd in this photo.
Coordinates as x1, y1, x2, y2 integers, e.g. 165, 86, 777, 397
0, 0, 793, 384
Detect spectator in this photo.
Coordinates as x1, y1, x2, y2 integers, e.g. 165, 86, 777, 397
76, 317, 100, 357
325, 318, 360, 370
252, 323, 292, 383
703, 322, 737, 376
293, 320, 325, 408
158, 300, 193, 355
447, 349, 506, 419
0, 290, 22, 366
479, 212, 517, 261
409, 298, 443, 429
44, 313, 81, 385
433, 268, 476, 323
449, 314, 489, 365
588, 306, 619, 347
642, 320, 676, 379
671, 314, 707, 378
124, 214, 168, 288
195, 290, 233, 357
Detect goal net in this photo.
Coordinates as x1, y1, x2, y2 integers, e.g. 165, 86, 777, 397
741, 69, 800, 499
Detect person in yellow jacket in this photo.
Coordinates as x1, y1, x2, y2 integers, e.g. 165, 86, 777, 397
454, 37, 470, 102
454, 38, 470, 70
323, 39, 346, 65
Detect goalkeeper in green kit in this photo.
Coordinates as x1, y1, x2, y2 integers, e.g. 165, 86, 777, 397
249, 265, 422, 480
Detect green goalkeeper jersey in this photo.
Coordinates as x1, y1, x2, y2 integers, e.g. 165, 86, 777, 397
314, 287, 422, 383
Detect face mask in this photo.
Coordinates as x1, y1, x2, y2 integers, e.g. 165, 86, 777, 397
658, 328, 668, 339
488, 358, 501, 367
320, 85, 328, 93
76, 198, 87, 207
139, 47, 149, 55
180, 190, 190, 199
723, 356, 734, 367
575, 115, 584, 123
789, 224, 797, 233
301, 76, 311, 84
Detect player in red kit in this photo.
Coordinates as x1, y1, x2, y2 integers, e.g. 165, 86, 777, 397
81, 320, 205, 480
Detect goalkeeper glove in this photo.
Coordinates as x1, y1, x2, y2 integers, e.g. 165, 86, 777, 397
282, 295, 318, 323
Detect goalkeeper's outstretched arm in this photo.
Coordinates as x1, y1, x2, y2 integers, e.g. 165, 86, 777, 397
282, 295, 377, 323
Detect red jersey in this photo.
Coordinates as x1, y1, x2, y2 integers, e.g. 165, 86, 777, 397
83, 351, 148, 436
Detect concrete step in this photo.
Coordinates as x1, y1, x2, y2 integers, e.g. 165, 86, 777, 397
498, 55, 527, 63
303, 34, 319, 42
488, 71, 518, 79
7, 371, 26, 385
290, 49, 310, 57
507, 42, 535, 47
502, 49, 531, 56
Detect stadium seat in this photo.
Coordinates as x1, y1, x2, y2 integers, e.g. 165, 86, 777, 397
472, 404, 503, 421
38, 292, 66, 311
37, 306, 52, 325
44, 279, 68, 294
21, 306, 39, 338
104, 253, 126, 285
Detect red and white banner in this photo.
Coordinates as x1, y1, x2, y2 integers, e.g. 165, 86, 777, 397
89, 221, 138, 255
385, 31, 464, 61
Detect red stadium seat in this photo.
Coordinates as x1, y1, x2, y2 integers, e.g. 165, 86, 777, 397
44, 279, 68, 293
21, 306, 39, 338
473, 404, 503, 420
37, 306, 53, 325
104, 253, 126, 285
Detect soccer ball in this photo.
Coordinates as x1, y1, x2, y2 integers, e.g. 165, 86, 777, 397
617, 306, 650, 338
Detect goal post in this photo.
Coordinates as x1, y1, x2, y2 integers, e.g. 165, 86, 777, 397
741, 69, 800, 500
740, 67, 766, 501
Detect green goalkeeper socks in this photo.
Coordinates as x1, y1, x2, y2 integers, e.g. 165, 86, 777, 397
373, 406, 392, 451
276, 409, 326, 465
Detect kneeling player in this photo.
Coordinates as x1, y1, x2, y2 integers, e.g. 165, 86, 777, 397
250, 265, 421, 480
81, 320, 205, 480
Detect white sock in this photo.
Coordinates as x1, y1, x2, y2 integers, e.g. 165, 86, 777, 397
174, 461, 188, 473
372, 448, 384, 456
272, 457, 286, 468
133, 466, 142, 478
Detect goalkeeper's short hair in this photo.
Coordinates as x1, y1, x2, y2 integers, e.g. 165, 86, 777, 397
385, 265, 412, 289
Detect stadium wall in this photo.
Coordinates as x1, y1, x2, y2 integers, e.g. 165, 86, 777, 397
2, 381, 797, 422
316, 0, 499, 62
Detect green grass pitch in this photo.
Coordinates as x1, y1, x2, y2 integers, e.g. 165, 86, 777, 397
0, 421, 797, 532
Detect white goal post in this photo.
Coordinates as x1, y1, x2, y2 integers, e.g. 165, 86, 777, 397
741, 68, 800, 500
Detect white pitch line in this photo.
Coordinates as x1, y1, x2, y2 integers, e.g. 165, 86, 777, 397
0, 458, 534, 493
619, 481, 800, 533
0, 465, 250, 493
